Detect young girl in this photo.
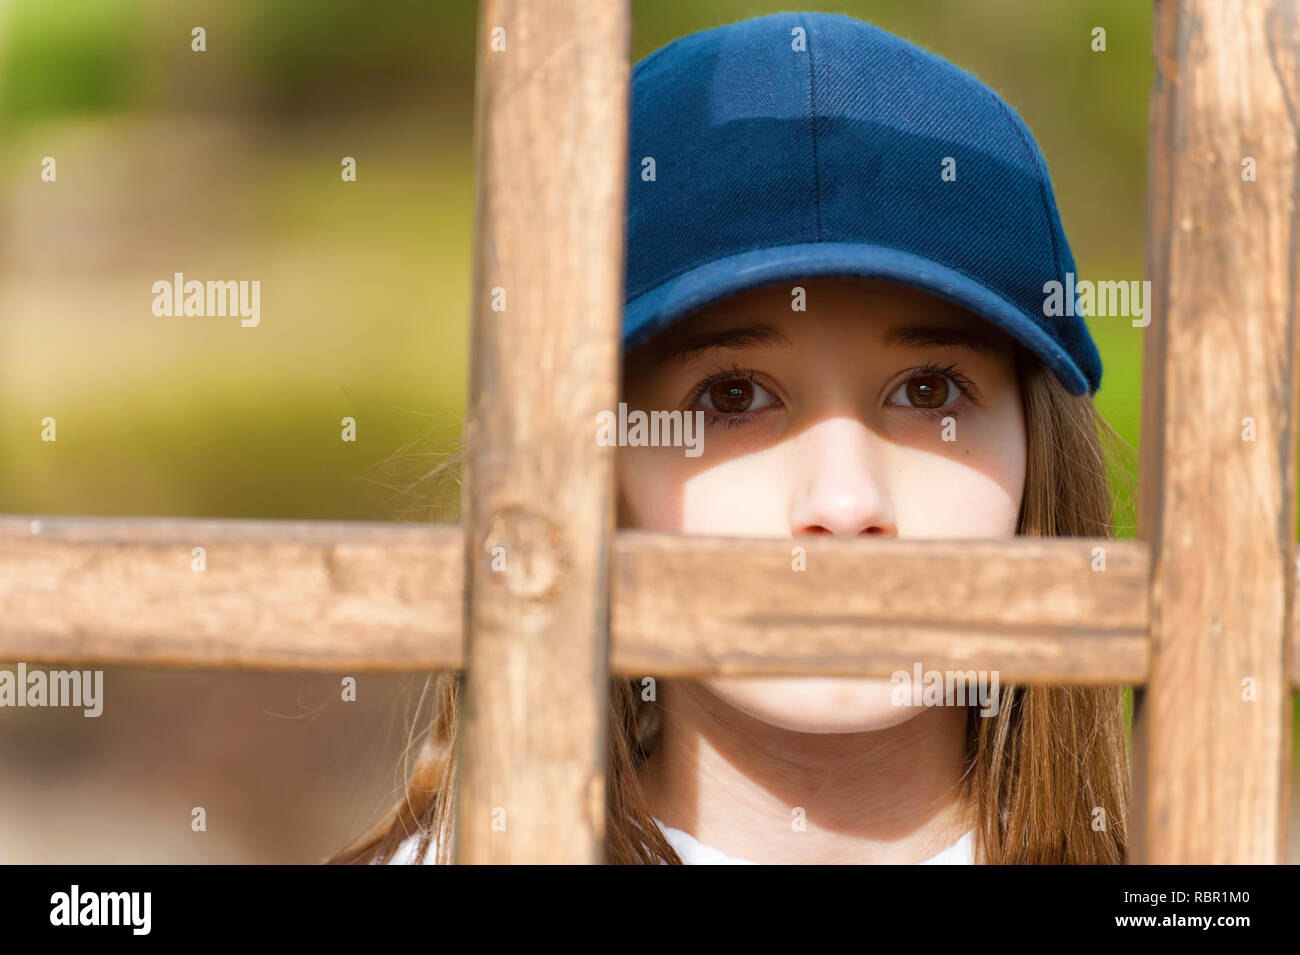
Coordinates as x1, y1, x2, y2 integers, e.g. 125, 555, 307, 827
330, 11, 1130, 865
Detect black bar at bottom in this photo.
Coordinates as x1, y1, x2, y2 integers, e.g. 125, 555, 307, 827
0, 863, 1281, 941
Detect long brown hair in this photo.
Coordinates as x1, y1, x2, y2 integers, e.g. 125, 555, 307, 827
328, 347, 1131, 865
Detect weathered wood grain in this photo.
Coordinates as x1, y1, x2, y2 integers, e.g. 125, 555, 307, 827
613, 531, 1150, 682
1132, 0, 1298, 865
0, 517, 1153, 681
0, 516, 463, 670
454, 0, 630, 864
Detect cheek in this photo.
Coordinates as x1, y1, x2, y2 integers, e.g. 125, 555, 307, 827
617, 446, 677, 529
889, 449, 1024, 536
885, 410, 1026, 538
680, 448, 793, 535
619, 443, 792, 536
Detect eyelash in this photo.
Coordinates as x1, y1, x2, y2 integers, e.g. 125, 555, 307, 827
888, 361, 978, 420
686, 361, 977, 427
688, 364, 783, 428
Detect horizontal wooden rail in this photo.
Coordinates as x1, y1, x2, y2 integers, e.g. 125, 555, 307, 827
0, 516, 464, 671
614, 532, 1150, 682
0, 515, 1166, 682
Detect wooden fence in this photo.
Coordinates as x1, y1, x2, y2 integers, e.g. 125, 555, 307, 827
0, 0, 1296, 864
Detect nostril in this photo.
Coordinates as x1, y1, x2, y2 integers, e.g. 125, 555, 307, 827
796, 522, 896, 537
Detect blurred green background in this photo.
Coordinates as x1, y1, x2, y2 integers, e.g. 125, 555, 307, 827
0, 0, 1290, 863
0, 0, 1147, 522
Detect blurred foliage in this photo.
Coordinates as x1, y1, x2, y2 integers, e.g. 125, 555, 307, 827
0, 0, 146, 123
243, 0, 477, 106
0, 0, 1150, 524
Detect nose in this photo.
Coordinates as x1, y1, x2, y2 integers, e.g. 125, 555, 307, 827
789, 418, 897, 537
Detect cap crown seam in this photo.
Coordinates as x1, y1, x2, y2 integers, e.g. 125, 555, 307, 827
800, 11, 825, 242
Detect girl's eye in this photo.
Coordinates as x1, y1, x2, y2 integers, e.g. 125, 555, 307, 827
886, 372, 964, 410
696, 376, 778, 414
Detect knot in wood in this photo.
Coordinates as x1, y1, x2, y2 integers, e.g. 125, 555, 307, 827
483, 507, 567, 600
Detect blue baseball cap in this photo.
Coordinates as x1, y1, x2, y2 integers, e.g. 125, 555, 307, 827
623, 11, 1102, 396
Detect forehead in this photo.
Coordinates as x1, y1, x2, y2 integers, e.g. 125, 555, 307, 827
632, 276, 1016, 364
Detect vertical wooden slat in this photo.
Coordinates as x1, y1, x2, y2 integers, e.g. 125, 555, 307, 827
1133, 0, 1298, 864
1129, 0, 1179, 868
455, 0, 630, 864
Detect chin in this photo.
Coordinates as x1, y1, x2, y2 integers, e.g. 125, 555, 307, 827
701, 675, 930, 734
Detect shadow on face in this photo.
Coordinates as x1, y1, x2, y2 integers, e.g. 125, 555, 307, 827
616, 275, 1026, 733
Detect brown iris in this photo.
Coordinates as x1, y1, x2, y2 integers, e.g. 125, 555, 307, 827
906, 374, 949, 409
709, 378, 754, 413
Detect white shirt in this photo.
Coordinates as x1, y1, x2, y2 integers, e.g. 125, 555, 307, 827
653, 817, 975, 864
384, 820, 976, 864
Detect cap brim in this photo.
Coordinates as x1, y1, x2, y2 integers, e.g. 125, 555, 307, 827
623, 241, 1090, 397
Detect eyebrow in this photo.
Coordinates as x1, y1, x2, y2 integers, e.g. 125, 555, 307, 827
653, 322, 793, 365
882, 323, 1004, 356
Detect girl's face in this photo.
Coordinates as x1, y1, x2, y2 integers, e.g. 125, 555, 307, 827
618, 275, 1026, 733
